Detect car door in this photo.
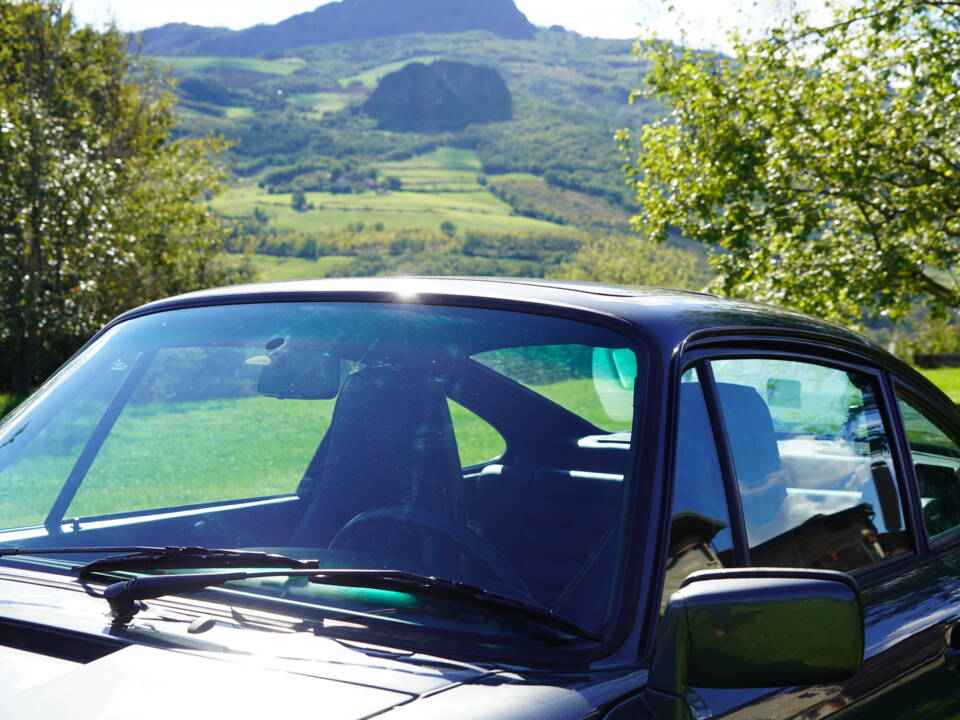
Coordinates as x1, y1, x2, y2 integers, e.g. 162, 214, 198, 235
660, 349, 960, 719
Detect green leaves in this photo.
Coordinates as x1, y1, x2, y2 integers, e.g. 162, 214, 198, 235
0, 2, 244, 392
625, 0, 960, 326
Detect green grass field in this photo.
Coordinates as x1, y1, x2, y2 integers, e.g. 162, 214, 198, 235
150, 55, 307, 76
249, 254, 355, 281
0, 376, 614, 529
286, 91, 354, 116
338, 56, 439, 88
918, 367, 960, 403
224, 106, 255, 119
212, 149, 573, 234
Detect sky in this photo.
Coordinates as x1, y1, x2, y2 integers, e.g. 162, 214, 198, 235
65, 0, 836, 53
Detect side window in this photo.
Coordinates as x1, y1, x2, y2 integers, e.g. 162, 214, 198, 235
662, 367, 733, 611
447, 400, 506, 467
712, 358, 910, 572
897, 393, 960, 539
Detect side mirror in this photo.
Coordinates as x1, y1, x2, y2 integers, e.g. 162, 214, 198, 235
648, 569, 863, 710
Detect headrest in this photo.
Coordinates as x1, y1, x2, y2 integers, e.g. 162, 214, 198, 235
323, 365, 461, 514
715, 382, 781, 487
715, 382, 784, 526
675, 381, 784, 527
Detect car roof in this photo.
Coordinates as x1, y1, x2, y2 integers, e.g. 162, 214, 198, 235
117, 276, 873, 352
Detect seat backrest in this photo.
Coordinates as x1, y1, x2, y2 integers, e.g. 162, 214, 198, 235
715, 382, 785, 526
289, 364, 463, 547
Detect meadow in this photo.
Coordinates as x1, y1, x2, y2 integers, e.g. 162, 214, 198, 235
151, 55, 307, 75
0, 378, 603, 529
918, 367, 960, 404
338, 56, 440, 88
212, 149, 577, 235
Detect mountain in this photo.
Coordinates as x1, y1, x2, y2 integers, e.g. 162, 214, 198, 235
141, 0, 537, 56
362, 60, 512, 132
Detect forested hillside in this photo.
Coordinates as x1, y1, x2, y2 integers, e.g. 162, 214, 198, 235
142, 1, 699, 286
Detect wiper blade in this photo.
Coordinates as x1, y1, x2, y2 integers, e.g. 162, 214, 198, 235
308, 570, 601, 642
100, 568, 599, 641
0, 545, 318, 575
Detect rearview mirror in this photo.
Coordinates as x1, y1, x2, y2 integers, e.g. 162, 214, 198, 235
648, 568, 863, 714
256, 350, 340, 400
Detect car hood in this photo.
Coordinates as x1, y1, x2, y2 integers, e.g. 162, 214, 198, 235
2, 642, 413, 719
0, 568, 496, 719
0, 567, 645, 719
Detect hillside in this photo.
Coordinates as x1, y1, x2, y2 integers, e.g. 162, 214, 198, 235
140, 0, 694, 284
141, 0, 536, 56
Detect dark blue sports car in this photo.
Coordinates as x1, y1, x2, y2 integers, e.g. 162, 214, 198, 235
0, 278, 958, 718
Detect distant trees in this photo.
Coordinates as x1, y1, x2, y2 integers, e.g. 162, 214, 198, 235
0, 1, 243, 393
291, 189, 308, 212
558, 235, 708, 291
621, 0, 960, 324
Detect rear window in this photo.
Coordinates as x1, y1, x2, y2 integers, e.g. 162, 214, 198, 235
472, 345, 636, 431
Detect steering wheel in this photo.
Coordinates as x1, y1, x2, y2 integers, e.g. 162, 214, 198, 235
328, 506, 532, 598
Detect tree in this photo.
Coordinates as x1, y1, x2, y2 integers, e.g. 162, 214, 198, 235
0, 1, 244, 393
557, 234, 708, 291
621, 1, 960, 325
291, 189, 308, 212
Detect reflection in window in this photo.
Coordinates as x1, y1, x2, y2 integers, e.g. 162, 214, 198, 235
712, 359, 910, 572
662, 367, 732, 612
898, 395, 960, 539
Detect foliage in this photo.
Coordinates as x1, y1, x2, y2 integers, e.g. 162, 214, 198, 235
0, 1, 245, 393
623, 1, 960, 324
487, 174, 631, 230
556, 234, 710, 291
291, 189, 308, 211
902, 314, 960, 359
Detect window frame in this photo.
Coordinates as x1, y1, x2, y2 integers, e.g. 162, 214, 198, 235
890, 378, 960, 552
674, 346, 924, 583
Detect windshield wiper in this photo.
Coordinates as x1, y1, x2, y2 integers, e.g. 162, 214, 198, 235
0, 545, 319, 575
99, 568, 600, 641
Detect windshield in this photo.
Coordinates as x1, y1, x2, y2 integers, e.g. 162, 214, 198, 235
0, 301, 641, 648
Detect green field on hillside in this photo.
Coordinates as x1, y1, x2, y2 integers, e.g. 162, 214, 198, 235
287, 91, 354, 116
248, 254, 355, 280
374, 147, 484, 192
151, 55, 307, 75
213, 149, 574, 234
224, 106, 254, 118
338, 55, 440, 87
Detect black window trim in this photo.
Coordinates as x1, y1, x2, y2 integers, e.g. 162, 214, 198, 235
678, 345, 925, 581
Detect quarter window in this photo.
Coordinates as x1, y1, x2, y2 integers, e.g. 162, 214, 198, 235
897, 394, 960, 539
711, 359, 910, 571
